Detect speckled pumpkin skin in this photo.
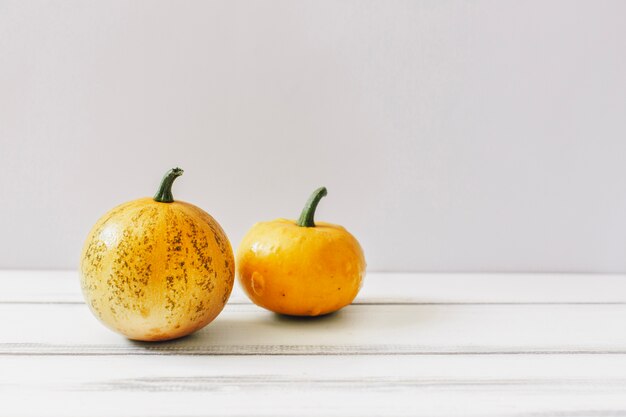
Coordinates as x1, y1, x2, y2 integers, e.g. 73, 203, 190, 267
236, 219, 366, 316
80, 198, 234, 341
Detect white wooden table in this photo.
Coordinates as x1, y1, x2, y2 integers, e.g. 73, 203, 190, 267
2, 271, 626, 417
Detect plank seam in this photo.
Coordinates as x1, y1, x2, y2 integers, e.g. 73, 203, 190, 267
4, 344, 626, 356
4, 301, 626, 306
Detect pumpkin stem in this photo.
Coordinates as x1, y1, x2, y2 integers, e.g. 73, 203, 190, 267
297, 187, 327, 227
153, 168, 184, 203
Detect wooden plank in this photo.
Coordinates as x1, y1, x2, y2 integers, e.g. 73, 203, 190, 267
0, 270, 82, 303
2, 270, 626, 304
3, 272, 626, 417
3, 355, 626, 417
2, 302, 626, 355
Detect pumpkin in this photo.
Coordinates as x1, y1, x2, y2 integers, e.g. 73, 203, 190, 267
236, 187, 366, 316
80, 168, 234, 341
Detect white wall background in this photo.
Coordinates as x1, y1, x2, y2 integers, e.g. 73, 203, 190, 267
1, 0, 626, 272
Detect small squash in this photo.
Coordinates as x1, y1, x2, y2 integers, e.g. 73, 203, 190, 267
236, 187, 366, 316
80, 168, 234, 341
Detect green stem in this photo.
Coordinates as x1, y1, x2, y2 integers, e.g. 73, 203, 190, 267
153, 167, 184, 203
297, 187, 327, 227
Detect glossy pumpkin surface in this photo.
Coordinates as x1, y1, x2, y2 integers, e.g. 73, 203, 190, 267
236, 188, 365, 316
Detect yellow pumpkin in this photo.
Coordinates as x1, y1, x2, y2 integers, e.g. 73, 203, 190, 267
79, 168, 234, 341
237, 187, 366, 316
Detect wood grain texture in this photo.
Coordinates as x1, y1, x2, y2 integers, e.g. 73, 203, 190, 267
3, 270, 626, 304
3, 302, 626, 356
2, 271, 626, 417
3, 355, 626, 417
